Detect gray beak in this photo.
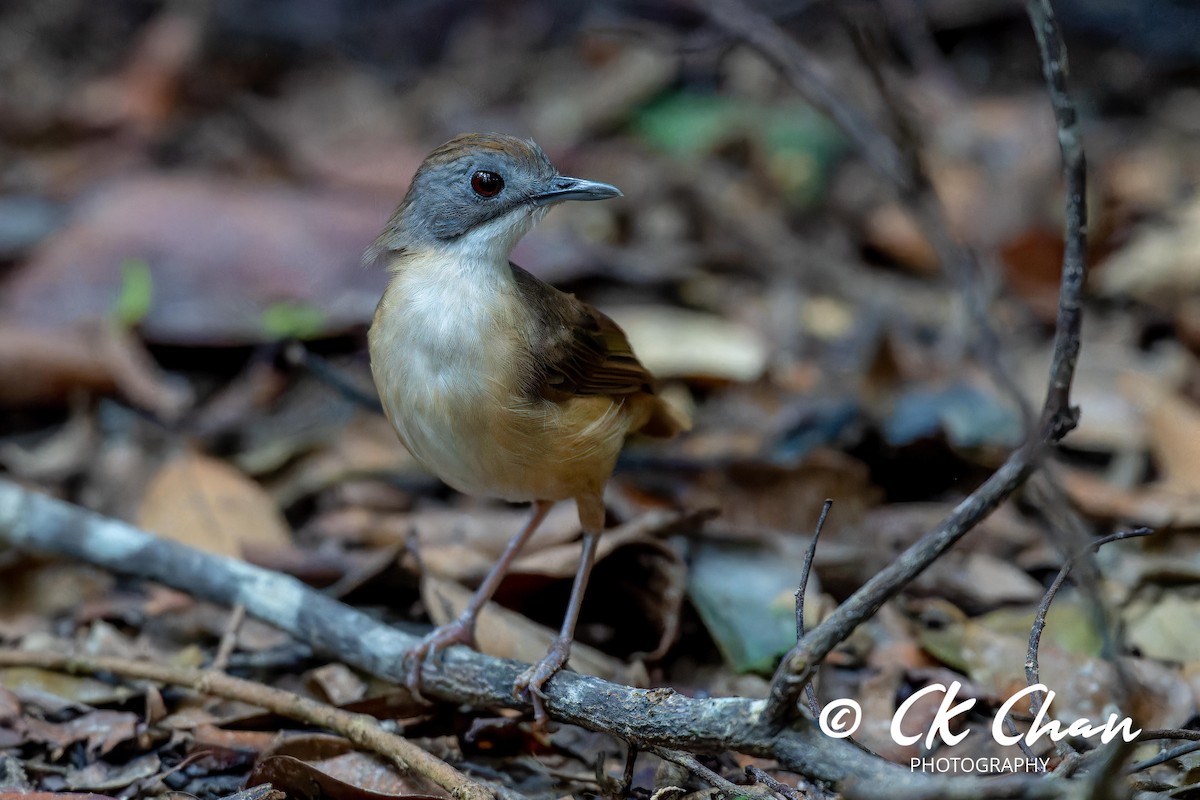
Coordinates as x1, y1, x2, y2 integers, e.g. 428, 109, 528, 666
530, 176, 622, 206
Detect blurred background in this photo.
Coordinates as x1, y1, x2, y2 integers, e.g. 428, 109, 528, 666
3, 0, 1200, 792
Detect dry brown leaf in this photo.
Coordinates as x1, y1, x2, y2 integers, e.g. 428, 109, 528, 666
269, 412, 424, 509
252, 735, 446, 799
1060, 468, 1200, 527
413, 504, 581, 583
509, 509, 682, 577
1, 175, 389, 345
138, 449, 292, 558
1098, 196, 1200, 304
605, 306, 768, 383
1124, 593, 1200, 663
1126, 378, 1200, 493
306, 664, 367, 707
0, 320, 189, 416
421, 575, 647, 687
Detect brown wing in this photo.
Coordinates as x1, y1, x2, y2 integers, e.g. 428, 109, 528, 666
510, 264, 653, 402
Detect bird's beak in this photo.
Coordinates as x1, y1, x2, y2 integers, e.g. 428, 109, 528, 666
530, 176, 623, 206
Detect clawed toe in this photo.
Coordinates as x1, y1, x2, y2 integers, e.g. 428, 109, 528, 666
513, 639, 572, 725
406, 618, 477, 697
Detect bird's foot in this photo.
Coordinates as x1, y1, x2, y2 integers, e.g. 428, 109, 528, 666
406, 616, 477, 698
513, 636, 573, 726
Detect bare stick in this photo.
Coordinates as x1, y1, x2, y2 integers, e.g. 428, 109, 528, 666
796, 500, 832, 718
0, 648, 493, 800
1024, 527, 1152, 759
1128, 742, 1200, 774
211, 602, 245, 672
745, 765, 807, 800
648, 746, 769, 800
1025, 528, 1152, 709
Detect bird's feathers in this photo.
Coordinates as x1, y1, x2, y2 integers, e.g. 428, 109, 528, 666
511, 265, 688, 438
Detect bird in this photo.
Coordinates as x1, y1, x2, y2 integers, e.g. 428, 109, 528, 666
366, 132, 688, 722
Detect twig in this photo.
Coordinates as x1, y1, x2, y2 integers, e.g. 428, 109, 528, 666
759, 0, 1092, 728
745, 765, 807, 800
1024, 527, 1152, 760
648, 746, 767, 800
1000, 715, 1043, 766
211, 602, 245, 672
281, 341, 384, 415
0, 648, 493, 800
1128, 741, 1200, 774
1025, 528, 1152, 711
621, 743, 639, 797
1138, 729, 1200, 743
795, 500, 832, 718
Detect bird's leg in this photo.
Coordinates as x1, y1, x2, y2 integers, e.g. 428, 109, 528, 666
514, 493, 604, 724
407, 499, 554, 694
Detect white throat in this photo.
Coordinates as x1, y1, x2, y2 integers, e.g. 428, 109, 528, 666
436, 206, 546, 272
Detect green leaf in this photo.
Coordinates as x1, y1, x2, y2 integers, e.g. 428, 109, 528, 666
632, 91, 845, 207
261, 301, 327, 340
688, 541, 800, 674
112, 258, 154, 326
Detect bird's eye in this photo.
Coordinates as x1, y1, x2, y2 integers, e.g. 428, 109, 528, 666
471, 170, 504, 197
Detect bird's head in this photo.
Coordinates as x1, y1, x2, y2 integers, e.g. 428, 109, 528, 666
369, 132, 622, 264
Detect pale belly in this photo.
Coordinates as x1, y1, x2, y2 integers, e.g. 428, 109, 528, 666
369, 279, 630, 503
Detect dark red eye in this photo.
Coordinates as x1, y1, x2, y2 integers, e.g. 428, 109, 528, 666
471, 170, 504, 197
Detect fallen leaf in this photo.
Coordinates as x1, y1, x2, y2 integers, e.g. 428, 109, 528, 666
0, 667, 135, 709
914, 599, 1194, 730
605, 306, 769, 383
138, 449, 292, 558
1098, 196, 1200, 304
0, 320, 190, 416
1125, 593, 1200, 662
252, 735, 446, 800
72, 11, 202, 135
1125, 378, 1200, 493
1061, 468, 1200, 527
64, 753, 160, 792
2, 175, 390, 345
25, 711, 139, 759
306, 664, 367, 707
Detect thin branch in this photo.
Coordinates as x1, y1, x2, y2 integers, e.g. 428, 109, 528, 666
0, 648, 494, 800
211, 602, 245, 672
1025, 527, 1152, 716
796, 500, 832, 718
648, 746, 769, 800
1138, 729, 1200, 743
745, 765, 808, 800
1128, 741, 1200, 774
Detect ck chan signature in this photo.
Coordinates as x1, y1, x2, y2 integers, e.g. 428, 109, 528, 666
818, 681, 1140, 753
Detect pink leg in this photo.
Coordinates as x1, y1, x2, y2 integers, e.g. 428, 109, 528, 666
513, 520, 602, 724
407, 500, 554, 693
